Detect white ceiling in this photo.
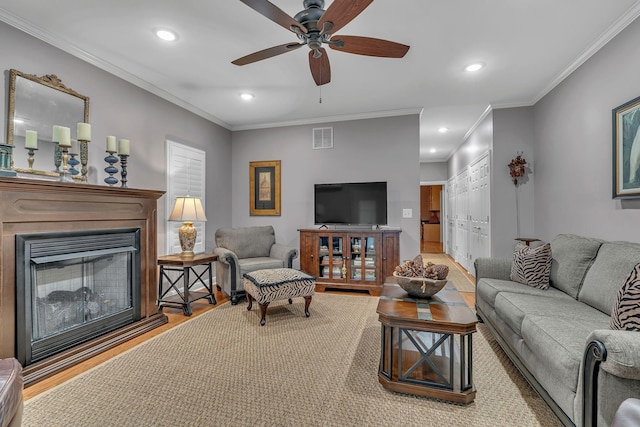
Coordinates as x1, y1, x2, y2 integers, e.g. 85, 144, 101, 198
2, 0, 639, 162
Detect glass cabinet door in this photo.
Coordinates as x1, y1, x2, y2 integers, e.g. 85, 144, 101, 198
350, 235, 378, 282
318, 235, 344, 280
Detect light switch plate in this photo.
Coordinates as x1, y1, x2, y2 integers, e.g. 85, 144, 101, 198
402, 209, 412, 218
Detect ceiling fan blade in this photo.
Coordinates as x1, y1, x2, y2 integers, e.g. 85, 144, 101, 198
232, 43, 303, 66
318, 0, 373, 34
239, 0, 307, 34
309, 48, 331, 86
329, 36, 409, 58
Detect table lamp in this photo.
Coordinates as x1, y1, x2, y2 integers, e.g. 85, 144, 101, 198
168, 196, 207, 258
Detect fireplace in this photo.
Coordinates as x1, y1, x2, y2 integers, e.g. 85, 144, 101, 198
16, 229, 142, 366
0, 178, 167, 385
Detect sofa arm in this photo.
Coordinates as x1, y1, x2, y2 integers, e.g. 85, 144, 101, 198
588, 329, 640, 381
474, 257, 512, 281
213, 247, 239, 267
270, 243, 298, 268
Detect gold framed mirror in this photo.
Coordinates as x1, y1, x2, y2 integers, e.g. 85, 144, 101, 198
7, 69, 90, 180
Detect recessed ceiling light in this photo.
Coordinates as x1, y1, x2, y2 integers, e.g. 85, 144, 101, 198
240, 92, 254, 101
465, 63, 484, 72
438, 127, 448, 133
430, 148, 437, 153
155, 29, 177, 41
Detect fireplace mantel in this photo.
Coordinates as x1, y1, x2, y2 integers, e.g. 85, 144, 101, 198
0, 177, 167, 385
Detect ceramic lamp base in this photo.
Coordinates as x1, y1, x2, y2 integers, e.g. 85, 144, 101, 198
178, 221, 197, 258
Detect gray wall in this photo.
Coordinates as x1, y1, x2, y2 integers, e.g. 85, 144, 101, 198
492, 107, 535, 256
448, 111, 493, 178
533, 15, 640, 243
0, 21, 233, 253
420, 161, 448, 182
231, 115, 421, 264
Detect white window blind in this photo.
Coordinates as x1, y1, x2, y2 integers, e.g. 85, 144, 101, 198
165, 140, 206, 255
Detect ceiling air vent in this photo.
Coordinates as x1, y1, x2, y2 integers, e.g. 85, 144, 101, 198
312, 127, 333, 150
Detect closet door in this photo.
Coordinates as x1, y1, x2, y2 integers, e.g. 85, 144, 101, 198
446, 177, 456, 256
469, 153, 491, 275
455, 168, 469, 270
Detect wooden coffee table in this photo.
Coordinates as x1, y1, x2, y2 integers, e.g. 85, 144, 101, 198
376, 281, 478, 403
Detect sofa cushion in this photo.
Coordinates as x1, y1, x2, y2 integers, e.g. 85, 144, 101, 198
215, 225, 276, 259
510, 243, 552, 289
494, 292, 587, 336
611, 263, 640, 330
549, 234, 602, 298
238, 257, 284, 273
579, 241, 640, 316
520, 311, 611, 393
476, 278, 571, 309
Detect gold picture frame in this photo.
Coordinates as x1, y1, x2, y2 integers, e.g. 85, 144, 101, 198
249, 160, 281, 216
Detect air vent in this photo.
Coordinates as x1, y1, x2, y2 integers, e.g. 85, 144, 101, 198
313, 127, 333, 150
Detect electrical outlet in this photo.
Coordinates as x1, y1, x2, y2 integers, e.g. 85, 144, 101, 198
402, 209, 412, 218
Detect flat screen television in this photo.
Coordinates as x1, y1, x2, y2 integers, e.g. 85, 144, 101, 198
314, 181, 387, 226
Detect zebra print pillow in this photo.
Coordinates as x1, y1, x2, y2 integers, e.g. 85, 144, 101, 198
510, 243, 552, 290
611, 263, 640, 331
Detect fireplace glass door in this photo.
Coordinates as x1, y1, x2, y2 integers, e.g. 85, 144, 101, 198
16, 229, 141, 365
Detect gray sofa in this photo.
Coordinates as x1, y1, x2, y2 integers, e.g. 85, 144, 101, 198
213, 225, 298, 305
475, 234, 640, 427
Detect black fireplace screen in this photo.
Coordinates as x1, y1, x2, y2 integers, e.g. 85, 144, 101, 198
16, 229, 141, 365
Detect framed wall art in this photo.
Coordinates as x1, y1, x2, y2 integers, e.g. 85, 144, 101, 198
613, 95, 640, 198
249, 160, 281, 216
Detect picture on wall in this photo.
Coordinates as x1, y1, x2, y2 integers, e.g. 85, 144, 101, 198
249, 160, 281, 216
613, 95, 640, 198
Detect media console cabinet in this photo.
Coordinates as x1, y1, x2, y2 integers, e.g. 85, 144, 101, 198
298, 228, 401, 296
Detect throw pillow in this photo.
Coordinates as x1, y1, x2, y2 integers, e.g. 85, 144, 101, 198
611, 263, 640, 331
510, 243, 552, 290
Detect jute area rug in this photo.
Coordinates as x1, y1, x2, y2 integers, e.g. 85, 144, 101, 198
24, 293, 560, 427
422, 253, 475, 292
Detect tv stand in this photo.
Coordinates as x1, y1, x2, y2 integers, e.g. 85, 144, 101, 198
298, 228, 401, 296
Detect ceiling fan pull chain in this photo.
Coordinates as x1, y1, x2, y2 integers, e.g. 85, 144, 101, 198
319, 67, 322, 103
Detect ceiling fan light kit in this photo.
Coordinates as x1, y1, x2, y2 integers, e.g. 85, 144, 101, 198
233, 0, 410, 86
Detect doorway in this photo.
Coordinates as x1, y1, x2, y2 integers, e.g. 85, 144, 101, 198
420, 184, 443, 253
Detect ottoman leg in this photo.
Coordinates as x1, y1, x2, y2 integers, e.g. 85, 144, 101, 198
288, 298, 293, 304
304, 296, 312, 317
246, 293, 253, 311
259, 302, 269, 326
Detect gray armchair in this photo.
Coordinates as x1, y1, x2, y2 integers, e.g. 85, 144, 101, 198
213, 225, 298, 305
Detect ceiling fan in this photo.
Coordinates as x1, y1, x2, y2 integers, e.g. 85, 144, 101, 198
232, 0, 410, 86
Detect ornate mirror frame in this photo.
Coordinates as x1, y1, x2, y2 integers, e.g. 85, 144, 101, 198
7, 69, 90, 180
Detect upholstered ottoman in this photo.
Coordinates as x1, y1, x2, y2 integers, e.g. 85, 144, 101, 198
242, 268, 315, 326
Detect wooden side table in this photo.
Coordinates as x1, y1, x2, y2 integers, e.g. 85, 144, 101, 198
157, 253, 218, 316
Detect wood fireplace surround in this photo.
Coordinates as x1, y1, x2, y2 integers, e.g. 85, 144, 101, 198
0, 177, 167, 385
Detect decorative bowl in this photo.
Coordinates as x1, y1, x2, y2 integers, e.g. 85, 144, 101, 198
392, 272, 447, 298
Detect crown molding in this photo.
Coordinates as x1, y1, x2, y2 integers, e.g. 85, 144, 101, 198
0, 8, 232, 130
532, 1, 640, 104
230, 107, 424, 131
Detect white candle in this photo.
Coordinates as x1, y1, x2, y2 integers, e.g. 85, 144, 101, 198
52, 125, 62, 143
118, 139, 130, 156
25, 130, 38, 149
106, 136, 117, 152
58, 127, 71, 147
77, 123, 91, 141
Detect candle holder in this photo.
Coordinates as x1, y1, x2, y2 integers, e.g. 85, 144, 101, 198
104, 150, 119, 186
25, 147, 38, 170
54, 144, 62, 173
68, 152, 80, 176
79, 139, 89, 182
0, 143, 16, 177
119, 154, 129, 188
58, 146, 74, 182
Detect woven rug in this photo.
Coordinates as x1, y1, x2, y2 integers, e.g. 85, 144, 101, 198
23, 293, 560, 426
422, 253, 475, 292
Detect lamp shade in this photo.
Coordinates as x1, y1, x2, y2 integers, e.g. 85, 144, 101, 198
169, 197, 207, 222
